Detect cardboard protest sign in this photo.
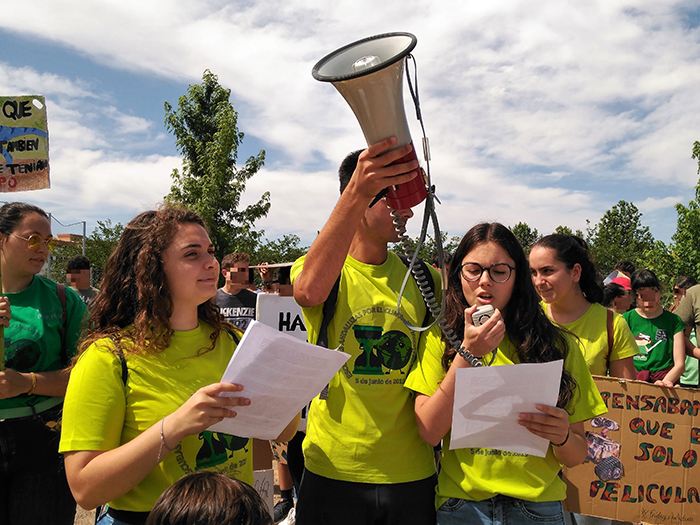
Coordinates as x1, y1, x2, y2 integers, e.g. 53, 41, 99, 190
563, 376, 700, 524
256, 294, 307, 341
0, 95, 50, 191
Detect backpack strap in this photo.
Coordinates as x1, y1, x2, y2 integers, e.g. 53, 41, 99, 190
606, 308, 614, 373
225, 328, 241, 345
317, 276, 341, 349
56, 283, 69, 367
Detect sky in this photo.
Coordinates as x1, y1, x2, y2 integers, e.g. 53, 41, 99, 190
1, 0, 699, 251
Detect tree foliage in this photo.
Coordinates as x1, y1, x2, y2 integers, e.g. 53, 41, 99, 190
390, 233, 462, 266
670, 178, 700, 280
509, 222, 540, 251
253, 234, 309, 266
46, 220, 124, 285
587, 200, 655, 276
164, 70, 269, 261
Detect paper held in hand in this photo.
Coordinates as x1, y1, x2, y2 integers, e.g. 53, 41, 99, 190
450, 359, 564, 457
208, 320, 350, 440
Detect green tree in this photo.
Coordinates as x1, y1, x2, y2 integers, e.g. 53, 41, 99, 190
509, 222, 540, 251
46, 220, 124, 285
588, 200, 655, 276
164, 70, 269, 262
553, 225, 585, 238
253, 234, 309, 266
692, 140, 700, 174
669, 178, 700, 279
390, 233, 462, 265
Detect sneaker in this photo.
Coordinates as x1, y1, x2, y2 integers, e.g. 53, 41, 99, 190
279, 507, 296, 525
273, 498, 294, 524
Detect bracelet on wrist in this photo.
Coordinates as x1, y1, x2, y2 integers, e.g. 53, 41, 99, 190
26, 372, 37, 396
157, 416, 175, 463
552, 428, 570, 447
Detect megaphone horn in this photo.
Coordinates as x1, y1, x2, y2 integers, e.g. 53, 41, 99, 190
312, 32, 427, 209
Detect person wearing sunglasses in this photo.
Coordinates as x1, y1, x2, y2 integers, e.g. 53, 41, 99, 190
0, 201, 88, 525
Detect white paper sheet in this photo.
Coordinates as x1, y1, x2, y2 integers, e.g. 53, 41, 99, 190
450, 360, 563, 457
209, 321, 350, 439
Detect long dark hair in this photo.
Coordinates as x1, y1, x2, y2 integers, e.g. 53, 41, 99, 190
80, 206, 231, 356
532, 234, 603, 304
443, 223, 576, 409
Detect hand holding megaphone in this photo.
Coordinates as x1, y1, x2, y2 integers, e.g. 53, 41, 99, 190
350, 138, 419, 207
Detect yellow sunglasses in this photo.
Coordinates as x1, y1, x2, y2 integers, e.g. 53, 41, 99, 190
11, 233, 59, 252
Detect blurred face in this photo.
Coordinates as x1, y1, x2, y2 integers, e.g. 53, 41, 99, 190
636, 287, 660, 310
162, 223, 219, 309
529, 246, 581, 305
223, 262, 249, 285
1, 212, 52, 277
673, 286, 687, 301
459, 241, 516, 312
612, 294, 631, 313
67, 269, 91, 289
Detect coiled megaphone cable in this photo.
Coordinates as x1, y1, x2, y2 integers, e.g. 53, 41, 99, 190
392, 55, 483, 368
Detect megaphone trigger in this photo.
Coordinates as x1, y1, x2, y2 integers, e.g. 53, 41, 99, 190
369, 189, 389, 209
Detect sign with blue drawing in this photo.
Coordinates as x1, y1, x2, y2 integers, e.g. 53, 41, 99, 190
0, 95, 50, 191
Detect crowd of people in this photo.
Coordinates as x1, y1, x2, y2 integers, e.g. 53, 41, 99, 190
0, 136, 699, 525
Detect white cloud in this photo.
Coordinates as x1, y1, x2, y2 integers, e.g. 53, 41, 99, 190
2, 0, 699, 245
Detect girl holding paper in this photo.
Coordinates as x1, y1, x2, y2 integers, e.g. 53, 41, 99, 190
406, 222, 606, 525
59, 207, 298, 525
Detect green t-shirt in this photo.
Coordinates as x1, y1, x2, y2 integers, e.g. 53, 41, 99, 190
59, 322, 252, 512
544, 302, 638, 376
405, 326, 607, 508
1, 275, 86, 410
290, 252, 439, 483
622, 309, 685, 373
681, 330, 698, 386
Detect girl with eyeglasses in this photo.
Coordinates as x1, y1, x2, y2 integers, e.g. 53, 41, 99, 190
529, 235, 637, 380
406, 223, 605, 525
0, 201, 88, 525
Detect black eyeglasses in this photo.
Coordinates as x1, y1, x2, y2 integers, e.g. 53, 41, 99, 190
460, 263, 515, 283
11, 233, 59, 252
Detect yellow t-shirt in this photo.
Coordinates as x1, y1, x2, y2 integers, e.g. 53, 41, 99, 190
290, 252, 439, 483
59, 323, 253, 512
405, 326, 607, 508
544, 302, 638, 376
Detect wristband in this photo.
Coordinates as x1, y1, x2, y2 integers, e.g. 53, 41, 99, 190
552, 428, 570, 447
26, 372, 37, 396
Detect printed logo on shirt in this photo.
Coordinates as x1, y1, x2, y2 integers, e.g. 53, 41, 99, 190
633, 333, 662, 362
195, 431, 250, 471
336, 306, 419, 380
4, 337, 41, 371
655, 329, 668, 342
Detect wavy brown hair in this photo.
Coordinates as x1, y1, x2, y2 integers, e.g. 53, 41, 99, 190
80, 206, 231, 356
442, 223, 577, 410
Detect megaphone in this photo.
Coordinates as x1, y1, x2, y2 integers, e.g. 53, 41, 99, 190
312, 32, 427, 210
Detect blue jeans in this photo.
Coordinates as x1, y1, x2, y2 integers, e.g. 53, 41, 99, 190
437, 495, 564, 525
0, 405, 76, 525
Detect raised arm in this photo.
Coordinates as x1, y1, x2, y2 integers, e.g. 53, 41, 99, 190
293, 138, 418, 307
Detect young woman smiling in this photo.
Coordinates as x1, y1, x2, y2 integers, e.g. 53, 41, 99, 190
59, 207, 298, 525
0, 202, 87, 525
529, 235, 637, 379
407, 223, 605, 525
